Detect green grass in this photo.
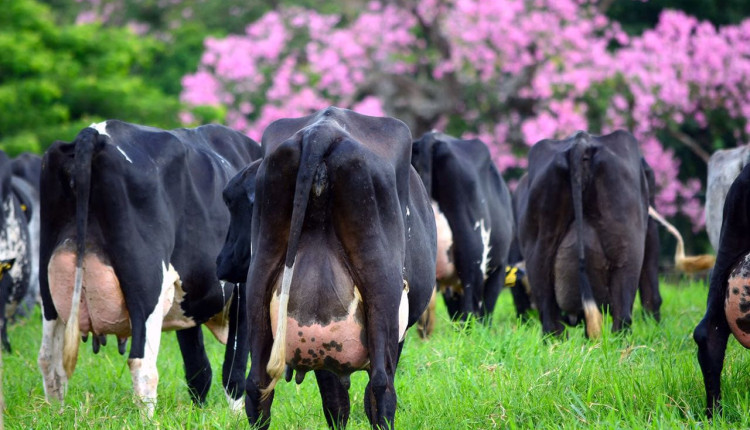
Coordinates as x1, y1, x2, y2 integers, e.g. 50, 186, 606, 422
5, 278, 750, 429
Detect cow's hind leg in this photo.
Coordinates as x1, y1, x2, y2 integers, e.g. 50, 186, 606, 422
315, 370, 350, 429
694, 278, 731, 418
38, 316, 67, 402
329, 148, 402, 429
222, 282, 249, 411
245, 329, 274, 430
244, 267, 276, 429
479, 265, 505, 323
364, 341, 405, 429
176, 326, 212, 405
441, 289, 462, 321
608, 269, 638, 332
527, 254, 564, 336
127, 272, 172, 417
638, 218, 662, 321
509, 273, 533, 319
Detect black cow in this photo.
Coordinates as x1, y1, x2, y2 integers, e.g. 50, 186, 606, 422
639, 159, 662, 321
0, 150, 32, 352
411, 132, 514, 325
694, 162, 750, 417
506, 236, 533, 318
37, 120, 261, 415
216, 161, 261, 285
240, 107, 436, 429
11, 152, 42, 191
515, 130, 651, 337
11, 153, 42, 318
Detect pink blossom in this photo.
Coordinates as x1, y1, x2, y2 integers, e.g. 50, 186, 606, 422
351, 97, 385, 117
179, 2, 750, 231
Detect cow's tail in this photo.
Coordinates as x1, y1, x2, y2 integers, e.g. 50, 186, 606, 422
648, 206, 716, 273
262, 127, 332, 399
63, 127, 98, 378
568, 133, 602, 339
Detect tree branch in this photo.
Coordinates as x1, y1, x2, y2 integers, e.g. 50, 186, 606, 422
667, 128, 710, 163
597, 0, 615, 14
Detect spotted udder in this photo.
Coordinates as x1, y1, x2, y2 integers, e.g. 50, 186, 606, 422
270, 283, 369, 375
725, 253, 750, 348
268, 243, 373, 375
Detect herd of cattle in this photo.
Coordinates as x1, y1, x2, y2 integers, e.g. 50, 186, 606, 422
1, 106, 749, 427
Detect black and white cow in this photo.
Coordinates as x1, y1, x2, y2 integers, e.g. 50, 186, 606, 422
695, 162, 750, 417
0, 150, 32, 352
37, 120, 262, 415
515, 130, 653, 337
410, 131, 514, 324
240, 107, 436, 429
11, 153, 42, 318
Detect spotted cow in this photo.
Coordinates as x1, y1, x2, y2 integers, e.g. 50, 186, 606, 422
515, 130, 653, 337
11, 152, 42, 318
695, 162, 750, 417
240, 107, 436, 429
0, 150, 32, 352
410, 132, 514, 327
37, 120, 261, 415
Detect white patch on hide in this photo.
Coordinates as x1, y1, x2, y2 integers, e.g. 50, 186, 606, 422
476, 219, 492, 280
398, 281, 409, 342
116, 146, 133, 163
225, 389, 244, 413
129, 261, 173, 417
89, 121, 110, 137
162, 263, 196, 330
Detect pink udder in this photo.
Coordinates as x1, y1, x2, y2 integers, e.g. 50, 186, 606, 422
48, 249, 131, 337
433, 202, 455, 280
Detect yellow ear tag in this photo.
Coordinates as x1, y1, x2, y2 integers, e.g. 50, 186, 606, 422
20, 204, 27, 212
0, 262, 11, 281
505, 266, 518, 287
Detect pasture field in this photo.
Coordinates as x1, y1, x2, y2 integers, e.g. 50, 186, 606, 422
4, 278, 750, 429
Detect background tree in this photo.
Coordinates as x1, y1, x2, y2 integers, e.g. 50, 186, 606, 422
3, 0, 750, 255
0, 0, 181, 156
181, 0, 750, 246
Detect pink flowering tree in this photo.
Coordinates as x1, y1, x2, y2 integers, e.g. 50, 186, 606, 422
181, 0, 750, 235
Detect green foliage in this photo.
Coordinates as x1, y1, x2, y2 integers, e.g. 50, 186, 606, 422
607, 0, 750, 35
5, 279, 750, 428
0, 0, 180, 156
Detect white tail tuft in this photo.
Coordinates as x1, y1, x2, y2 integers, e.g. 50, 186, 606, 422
583, 299, 602, 339
261, 264, 294, 399
63, 266, 84, 377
